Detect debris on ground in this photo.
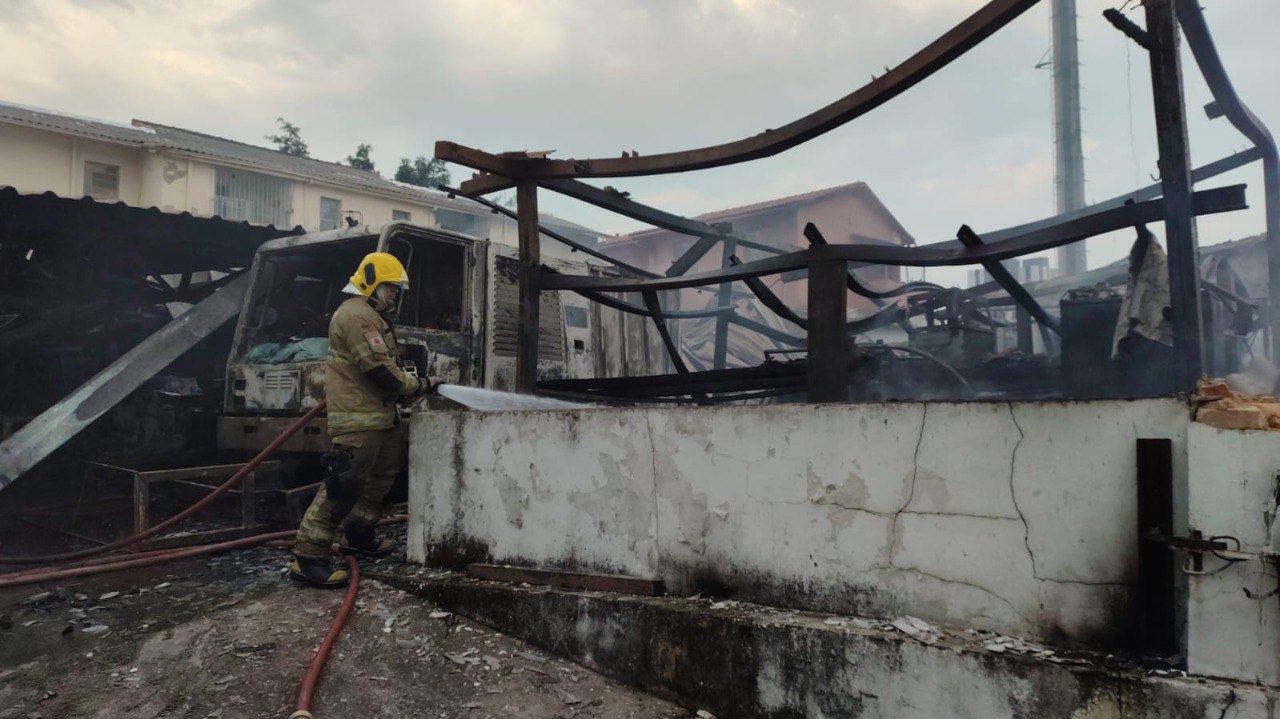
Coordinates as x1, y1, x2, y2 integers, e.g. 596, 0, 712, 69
0, 528, 691, 719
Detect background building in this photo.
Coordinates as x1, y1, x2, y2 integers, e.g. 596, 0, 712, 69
0, 101, 607, 256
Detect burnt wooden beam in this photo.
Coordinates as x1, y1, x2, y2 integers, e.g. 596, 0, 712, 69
807, 259, 850, 402
515, 180, 541, 393
444, 0, 1041, 191
1144, 0, 1204, 389
466, 563, 665, 596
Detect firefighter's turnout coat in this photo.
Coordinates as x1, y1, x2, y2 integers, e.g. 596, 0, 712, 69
325, 295, 421, 435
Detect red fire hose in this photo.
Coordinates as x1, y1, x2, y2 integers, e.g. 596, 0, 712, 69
0, 399, 397, 718
0, 401, 328, 566
290, 554, 360, 719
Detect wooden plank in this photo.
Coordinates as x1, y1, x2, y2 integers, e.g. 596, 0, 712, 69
466, 563, 665, 596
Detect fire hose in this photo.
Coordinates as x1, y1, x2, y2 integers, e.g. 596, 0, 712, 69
0, 399, 389, 718
0, 400, 329, 566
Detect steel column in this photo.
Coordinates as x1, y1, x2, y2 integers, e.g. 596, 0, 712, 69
1144, 0, 1204, 389
516, 180, 541, 393
1174, 0, 1280, 362
807, 260, 850, 402
713, 236, 738, 370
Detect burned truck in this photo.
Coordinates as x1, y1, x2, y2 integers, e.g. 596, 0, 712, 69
216, 221, 671, 455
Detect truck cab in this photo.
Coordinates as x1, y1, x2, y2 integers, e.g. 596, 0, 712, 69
216, 222, 669, 453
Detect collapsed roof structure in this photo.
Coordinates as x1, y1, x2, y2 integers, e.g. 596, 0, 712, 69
435, 0, 1277, 405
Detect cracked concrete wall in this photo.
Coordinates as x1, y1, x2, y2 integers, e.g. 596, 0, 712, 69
1186, 423, 1280, 686
408, 398, 1188, 645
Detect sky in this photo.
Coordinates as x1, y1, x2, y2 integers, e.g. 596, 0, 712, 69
1, 0, 1276, 288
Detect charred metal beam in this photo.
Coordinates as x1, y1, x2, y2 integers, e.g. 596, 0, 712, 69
540, 179, 793, 258
730, 255, 807, 329
729, 314, 805, 347
713, 235, 738, 369
1175, 0, 1280, 361
980, 148, 1260, 245
956, 225, 1060, 334
537, 185, 1246, 293
1103, 8, 1152, 50
0, 273, 251, 490
540, 362, 809, 397
667, 234, 723, 277
444, 0, 1041, 193
440, 186, 658, 278
642, 291, 692, 375
570, 288, 734, 319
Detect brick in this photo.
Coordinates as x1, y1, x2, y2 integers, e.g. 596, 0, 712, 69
1194, 379, 1233, 401
1196, 406, 1266, 430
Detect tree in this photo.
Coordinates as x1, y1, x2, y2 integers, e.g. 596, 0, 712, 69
394, 156, 450, 189
346, 143, 376, 171
266, 117, 309, 157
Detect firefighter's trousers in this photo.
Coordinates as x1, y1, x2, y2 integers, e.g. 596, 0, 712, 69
293, 423, 407, 560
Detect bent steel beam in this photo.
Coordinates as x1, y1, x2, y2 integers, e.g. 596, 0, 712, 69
0, 273, 251, 491
542, 179, 790, 257
538, 185, 1246, 293
730, 255, 807, 329
1175, 0, 1280, 361
641, 291, 693, 375
439, 186, 658, 278
443, 0, 1041, 193
956, 225, 1061, 335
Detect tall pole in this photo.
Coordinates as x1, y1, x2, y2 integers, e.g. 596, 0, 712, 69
1143, 0, 1204, 388
1051, 0, 1088, 277
516, 180, 542, 393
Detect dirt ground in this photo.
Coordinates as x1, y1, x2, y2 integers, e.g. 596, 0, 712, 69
0, 530, 693, 719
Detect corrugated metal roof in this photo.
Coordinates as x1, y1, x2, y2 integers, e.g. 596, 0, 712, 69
137, 121, 486, 211
0, 101, 155, 145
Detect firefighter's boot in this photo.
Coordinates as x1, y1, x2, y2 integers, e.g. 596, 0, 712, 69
339, 523, 395, 558
288, 556, 349, 588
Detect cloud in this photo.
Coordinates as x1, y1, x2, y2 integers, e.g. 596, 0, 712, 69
0, 0, 1276, 281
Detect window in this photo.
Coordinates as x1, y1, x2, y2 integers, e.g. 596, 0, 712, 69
564, 306, 589, 329
83, 162, 119, 201
392, 209, 412, 222
435, 209, 482, 235
214, 167, 293, 226
320, 197, 342, 230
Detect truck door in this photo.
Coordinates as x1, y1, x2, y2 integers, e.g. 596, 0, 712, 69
394, 234, 483, 387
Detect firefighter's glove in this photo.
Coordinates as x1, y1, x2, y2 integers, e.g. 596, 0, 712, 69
426, 376, 443, 395
320, 447, 357, 504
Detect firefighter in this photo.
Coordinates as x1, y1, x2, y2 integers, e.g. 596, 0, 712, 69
289, 251, 441, 588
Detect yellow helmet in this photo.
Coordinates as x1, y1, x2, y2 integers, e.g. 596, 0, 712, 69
348, 252, 409, 297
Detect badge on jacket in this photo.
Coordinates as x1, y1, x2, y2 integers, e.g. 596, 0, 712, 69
365, 332, 387, 353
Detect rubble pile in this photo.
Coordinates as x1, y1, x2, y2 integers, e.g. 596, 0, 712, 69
1194, 376, 1280, 430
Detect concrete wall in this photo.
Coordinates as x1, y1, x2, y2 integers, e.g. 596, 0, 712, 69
409, 399, 1189, 646
1186, 422, 1280, 685
0, 125, 141, 203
